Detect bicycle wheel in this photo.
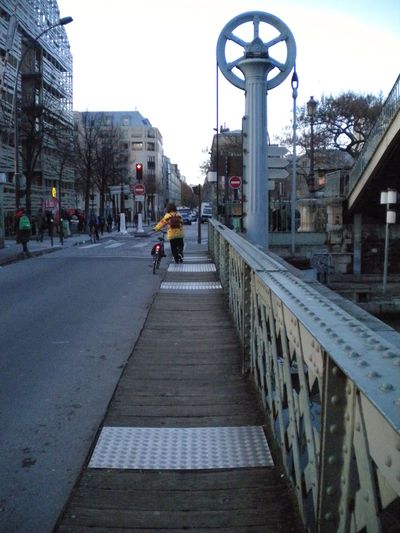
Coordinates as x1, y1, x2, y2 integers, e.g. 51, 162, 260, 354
152, 253, 158, 274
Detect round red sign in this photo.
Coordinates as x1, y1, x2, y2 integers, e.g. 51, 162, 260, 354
133, 183, 145, 195
229, 176, 241, 189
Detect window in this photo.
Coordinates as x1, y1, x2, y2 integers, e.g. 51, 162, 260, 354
147, 142, 155, 151
132, 142, 143, 150
148, 156, 155, 169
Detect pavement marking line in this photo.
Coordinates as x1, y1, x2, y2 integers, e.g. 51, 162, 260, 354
79, 243, 103, 249
88, 426, 274, 470
105, 243, 125, 249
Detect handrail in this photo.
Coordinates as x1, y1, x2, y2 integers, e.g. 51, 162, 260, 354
349, 74, 400, 194
208, 219, 400, 533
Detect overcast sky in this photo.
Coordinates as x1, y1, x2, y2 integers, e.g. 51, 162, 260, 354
57, 0, 400, 184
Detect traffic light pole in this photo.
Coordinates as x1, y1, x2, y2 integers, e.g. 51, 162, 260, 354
197, 186, 201, 244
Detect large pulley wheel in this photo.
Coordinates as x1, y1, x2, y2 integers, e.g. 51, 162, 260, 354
217, 11, 296, 91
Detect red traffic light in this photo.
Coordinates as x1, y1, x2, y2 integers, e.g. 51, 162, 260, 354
135, 163, 143, 181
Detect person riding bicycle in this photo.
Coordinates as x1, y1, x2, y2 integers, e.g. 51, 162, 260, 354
154, 203, 184, 263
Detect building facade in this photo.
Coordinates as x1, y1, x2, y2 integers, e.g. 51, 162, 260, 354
74, 110, 183, 222
0, 0, 74, 243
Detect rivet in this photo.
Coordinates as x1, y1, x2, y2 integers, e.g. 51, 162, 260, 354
346, 385, 352, 395
325, 512, 333, 520
379, 383, 394, 392
326, 485, 334, 495
343, 445, 348, 454
364, 492, 369, 502
330, 424, 337, 434
331, 395, 339, 405
356, 422, 361, 432
367, 371, 381, 379
328, 455, 336, 464
332, 366, 338, 375
385, 456, 392, 467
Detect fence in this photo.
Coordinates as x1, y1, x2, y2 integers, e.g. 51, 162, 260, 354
208, 219, 400, 533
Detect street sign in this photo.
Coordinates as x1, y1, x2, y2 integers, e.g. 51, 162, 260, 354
267, 157, 290, 169
110, 185, 130, 194
229, 175, 241, 189
133, 183, 146, 195
267, 145, 288, 157
268, 168, 289, 180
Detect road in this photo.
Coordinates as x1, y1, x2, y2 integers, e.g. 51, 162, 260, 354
0, 230, 174, 532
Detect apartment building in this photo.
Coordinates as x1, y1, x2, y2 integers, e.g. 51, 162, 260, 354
75, 110, 183, 221
0, 0, 73, 242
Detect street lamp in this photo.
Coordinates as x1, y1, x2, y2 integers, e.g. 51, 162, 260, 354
290, 67, 299, 256
13, 16, 73, 211
307, 95, 317, 195
380, 189, 397, 293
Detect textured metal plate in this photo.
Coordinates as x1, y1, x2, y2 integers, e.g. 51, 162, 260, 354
161, 281, 222, 290
168, 264, 216, 272
182, 256, 212, 262
89, 426, 274, 470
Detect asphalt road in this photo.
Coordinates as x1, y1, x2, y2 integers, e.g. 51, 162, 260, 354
0, 232, 165, 532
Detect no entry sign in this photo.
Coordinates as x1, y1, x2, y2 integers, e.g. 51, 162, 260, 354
133, 183, 145, 195
229, 176, 241, 189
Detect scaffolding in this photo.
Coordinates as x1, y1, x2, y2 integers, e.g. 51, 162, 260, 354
0, 0, 74, 221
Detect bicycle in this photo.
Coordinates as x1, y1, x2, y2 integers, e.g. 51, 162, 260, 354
151, 231, 166, 274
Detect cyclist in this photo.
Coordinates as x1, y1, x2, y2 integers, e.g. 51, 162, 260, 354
154, 203, 184, 263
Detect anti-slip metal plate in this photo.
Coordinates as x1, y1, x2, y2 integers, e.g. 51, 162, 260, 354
168, 264, 216, 272
161, 281, 222, 290
182, 256, 212, 262
89, 426, 274, 470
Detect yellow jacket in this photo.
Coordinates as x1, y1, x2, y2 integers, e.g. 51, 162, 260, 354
154, 211, 184, 240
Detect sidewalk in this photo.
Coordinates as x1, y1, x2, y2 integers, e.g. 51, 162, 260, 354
0, 232, 89, 266
53, 239, 303, 533
0, 224, 151, 266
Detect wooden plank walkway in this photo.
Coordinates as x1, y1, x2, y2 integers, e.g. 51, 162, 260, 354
55, 249, 303, 533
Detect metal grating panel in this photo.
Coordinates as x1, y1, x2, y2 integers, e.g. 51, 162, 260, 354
182, 256, 212, 262
161, 281, 222, 290
168, 264, 216, 272
88, 426, 274, 470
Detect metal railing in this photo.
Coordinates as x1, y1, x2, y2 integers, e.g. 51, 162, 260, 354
208, 219, 400, 533
349, 74, 400, 194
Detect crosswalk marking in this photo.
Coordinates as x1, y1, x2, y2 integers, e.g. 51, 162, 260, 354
105, 242, 125, 249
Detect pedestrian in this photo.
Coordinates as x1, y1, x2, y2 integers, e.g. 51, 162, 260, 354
16, 209, 32, 257
107, 213, 112, 233
154, 203, 184, 263
89, 211, 99, 240
37, 211, 47, 242
99, 215, 105, 235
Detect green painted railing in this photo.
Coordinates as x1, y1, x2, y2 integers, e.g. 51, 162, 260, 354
208, 219, 400, 533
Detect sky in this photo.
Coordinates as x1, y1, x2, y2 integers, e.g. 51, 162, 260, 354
56, 0, 400, 184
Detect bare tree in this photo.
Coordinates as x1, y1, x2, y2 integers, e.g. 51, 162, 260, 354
74, 112, 103, 222
45, 113, 75, 214
279, 90, 384, 159
94, 124, 124, 217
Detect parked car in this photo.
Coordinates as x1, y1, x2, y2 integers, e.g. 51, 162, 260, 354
177, 207, 192, 225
